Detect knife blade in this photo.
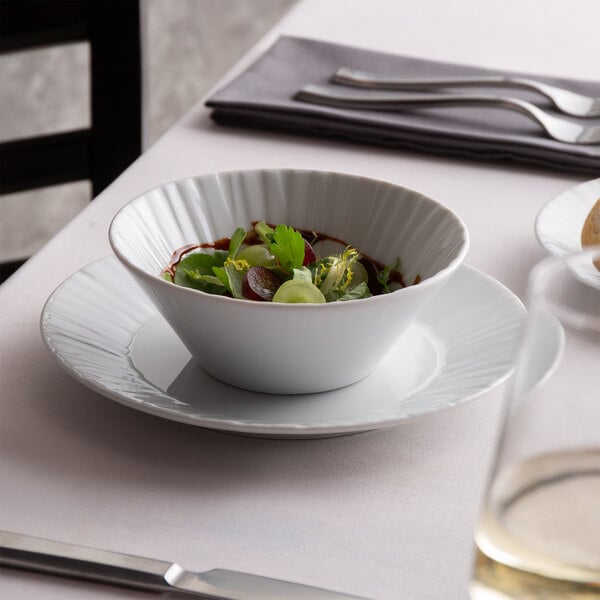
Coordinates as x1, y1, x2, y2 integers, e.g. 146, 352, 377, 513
0, 531, 371, 599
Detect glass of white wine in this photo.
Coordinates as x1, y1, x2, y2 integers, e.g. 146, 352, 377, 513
471, 249, 600, 599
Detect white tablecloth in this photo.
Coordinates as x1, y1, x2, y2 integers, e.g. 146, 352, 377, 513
1, 1, 598, 598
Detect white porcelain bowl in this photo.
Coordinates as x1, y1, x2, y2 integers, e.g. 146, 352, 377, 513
109, 169, 469, 394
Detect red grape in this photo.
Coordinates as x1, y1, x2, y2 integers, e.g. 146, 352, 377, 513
303, 239, 316, 266
242, 267, 281, 301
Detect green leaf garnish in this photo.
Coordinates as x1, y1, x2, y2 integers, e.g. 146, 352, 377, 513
333, 281, 371, 302
212, 258, 249, 299
377, 257, 400, 294
174, 251, 227, 285
316, 257, 344, 296
269, 224, 305, 272
212, 266, 230, 290
174, 251, 228, 293
179, 269, 228, 295
222, 261, 247, 299
227, 227, 246, 259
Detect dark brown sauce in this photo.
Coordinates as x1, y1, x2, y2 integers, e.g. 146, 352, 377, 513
162, 223, 418, 292
163, 237, 231, 278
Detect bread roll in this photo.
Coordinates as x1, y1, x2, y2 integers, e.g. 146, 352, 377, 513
581, 198, 600, 270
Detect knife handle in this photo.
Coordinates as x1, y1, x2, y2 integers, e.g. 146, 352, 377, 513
0, 530, 179, 593
1, 531, 372, 600
332, 67, 510, 90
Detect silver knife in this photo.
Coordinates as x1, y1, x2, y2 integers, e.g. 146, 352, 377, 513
0, 531, 371, 599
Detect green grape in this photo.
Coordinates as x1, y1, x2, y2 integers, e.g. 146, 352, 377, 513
236, 244, 276, 267
348, 260, 369, 289
272, 280, 326, 304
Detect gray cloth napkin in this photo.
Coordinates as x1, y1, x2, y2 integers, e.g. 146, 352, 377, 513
206, 36, 600, 175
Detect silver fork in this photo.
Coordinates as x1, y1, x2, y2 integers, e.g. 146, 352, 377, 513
332, 67, 600, 119
294, 85, 600, 146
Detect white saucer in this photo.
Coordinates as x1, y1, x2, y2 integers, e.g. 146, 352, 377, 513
42, 257, 527, 438
535, 178, 600, 288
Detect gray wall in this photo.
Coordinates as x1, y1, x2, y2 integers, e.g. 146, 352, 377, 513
0, 0, 294, 263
